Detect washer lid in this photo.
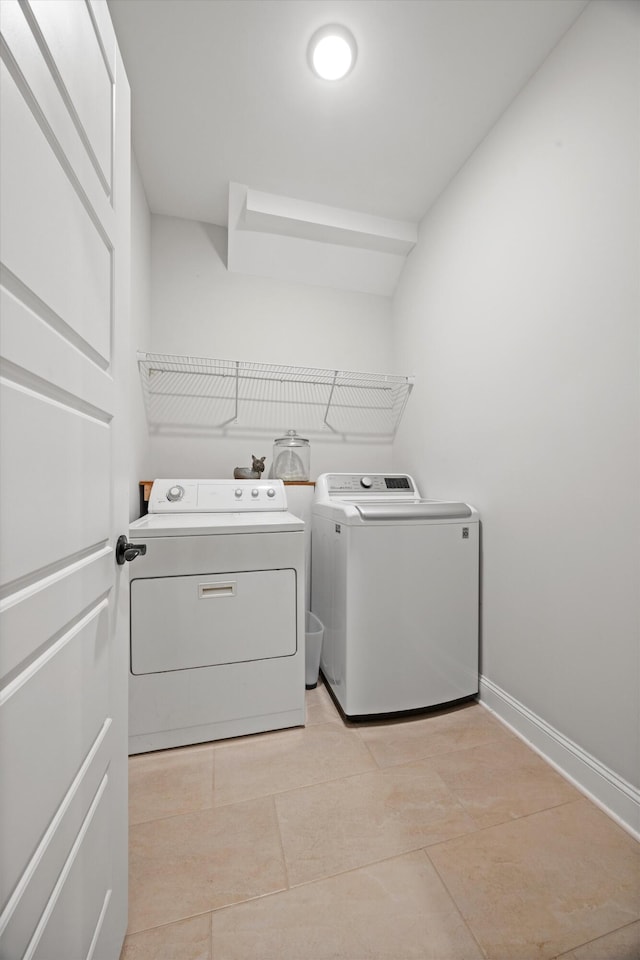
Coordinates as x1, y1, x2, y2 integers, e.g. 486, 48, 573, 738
355, 501, 472, 521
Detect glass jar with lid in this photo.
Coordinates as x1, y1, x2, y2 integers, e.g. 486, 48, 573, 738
272, 430, 310, 481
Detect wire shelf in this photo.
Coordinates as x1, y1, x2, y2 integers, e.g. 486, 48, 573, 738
137, 352, 414, 440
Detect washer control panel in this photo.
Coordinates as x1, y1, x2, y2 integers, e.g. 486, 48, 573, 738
148, 479, 287, 513
323, 474, 416, 496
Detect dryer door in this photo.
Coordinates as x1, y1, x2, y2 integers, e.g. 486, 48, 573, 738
131, 569, 297, 674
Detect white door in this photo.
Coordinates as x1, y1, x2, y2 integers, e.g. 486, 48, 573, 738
0, 1, 130, 957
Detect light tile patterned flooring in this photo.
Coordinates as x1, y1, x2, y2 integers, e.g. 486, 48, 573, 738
120, 683, 640, 960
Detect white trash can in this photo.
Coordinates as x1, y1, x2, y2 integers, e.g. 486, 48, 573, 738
305, 611, 324, 689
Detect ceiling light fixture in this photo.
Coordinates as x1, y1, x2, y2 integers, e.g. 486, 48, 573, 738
308, 25, 357, 81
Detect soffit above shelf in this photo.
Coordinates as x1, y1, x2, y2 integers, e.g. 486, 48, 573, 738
228, 183, 417, 297
241, 188, 417, 256
138, 352, 414, 442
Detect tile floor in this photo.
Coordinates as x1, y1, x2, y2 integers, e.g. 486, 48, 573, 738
120, 683, 640, 960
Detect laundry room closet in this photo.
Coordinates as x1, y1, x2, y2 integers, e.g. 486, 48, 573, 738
123, 0, 639, 847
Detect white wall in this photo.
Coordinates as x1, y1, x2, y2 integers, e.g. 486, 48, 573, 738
147, 214, 396, 480
128, 153, 151, 519
392, 0, 639, 826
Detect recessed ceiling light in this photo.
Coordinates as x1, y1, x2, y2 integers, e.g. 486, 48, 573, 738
308, 25, 357, 81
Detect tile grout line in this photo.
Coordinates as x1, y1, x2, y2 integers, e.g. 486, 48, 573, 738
449, 791, 588, 834
204, 847, 472, 915
210, 723, 379, 806
125, 874, 293, 939
420, 846, 489, 960
270, 793, 587, 898
353, 731, 517, 764
549, 918, 640, 959
209, 748, 479, 811
350, 725, 386, 769
212, 740, 556, 814
271, 793, 293, 893
123, 907, 215, 940
423, 794, 591, 857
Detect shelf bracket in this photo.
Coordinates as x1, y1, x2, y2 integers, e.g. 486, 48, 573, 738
323, 370, 340, 434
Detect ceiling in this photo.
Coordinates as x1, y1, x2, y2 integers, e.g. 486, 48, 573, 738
108, 0, 589, 229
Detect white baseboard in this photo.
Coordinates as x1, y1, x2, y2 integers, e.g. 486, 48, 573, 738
479, 675, 640, 841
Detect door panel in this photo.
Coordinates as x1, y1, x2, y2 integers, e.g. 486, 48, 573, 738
0, 288, 113, 415
0, 0, 130, 955
30, 777, 113, 960
0, 725, 112, 960
27, 0, 113, 190
0, 546, 112, 682
0, 0, 114, 233
1, 602, 110, 925
0, 381, 110, 586
0, 58, 112, 361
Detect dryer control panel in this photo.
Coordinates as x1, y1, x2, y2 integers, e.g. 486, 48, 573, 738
148, 479, 288, 513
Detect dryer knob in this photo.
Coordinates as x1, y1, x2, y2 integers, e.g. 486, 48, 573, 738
267, 488, 276, 498
234, 488, 243, 498
360, 476, 373, 489
167, 484, 185, 501
251, 488, 259, 498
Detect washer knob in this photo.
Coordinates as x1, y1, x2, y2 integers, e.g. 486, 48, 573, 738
267, 488, 276, 498
167, 484, 185, 501
234, 488, 243, 498
360, 476, 373, 489
251, 488, 259, 498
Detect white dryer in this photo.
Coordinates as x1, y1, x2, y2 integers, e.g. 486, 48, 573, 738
127, 479, 305, 753
311, 473, 479, 719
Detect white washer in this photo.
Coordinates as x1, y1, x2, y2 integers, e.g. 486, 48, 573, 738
311, 473, 479, 719
127, 479, 305, 753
